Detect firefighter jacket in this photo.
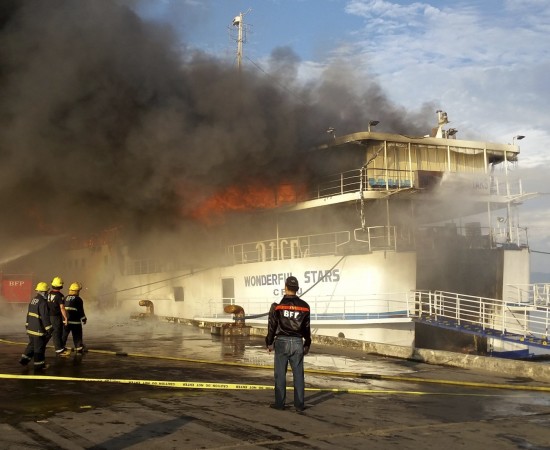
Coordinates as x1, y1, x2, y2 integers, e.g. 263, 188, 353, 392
26, 293, 53, 337
266, 294, 311, 347
47, 289, 65, 316
64, 295, 86, 325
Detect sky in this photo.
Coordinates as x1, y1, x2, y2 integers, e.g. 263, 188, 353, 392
136, 0, 549, 158
0, 0, 548, 273
133, 0, 550, 272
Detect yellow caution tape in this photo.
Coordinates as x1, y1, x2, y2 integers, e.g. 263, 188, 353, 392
0, 373, 512, 396
2, 338, 549, 392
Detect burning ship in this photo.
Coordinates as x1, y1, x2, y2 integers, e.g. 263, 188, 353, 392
1, 5, 545, 357
37, 110, 534, 350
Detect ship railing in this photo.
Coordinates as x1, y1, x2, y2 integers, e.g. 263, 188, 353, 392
414, 290, 550, 341
490, 226, 529, 248
416, 223, 528, 250
306, 169, 414, 199
203, 292, 415, 321
488, 177, 525, 197
504, 284, 550, 306
226, 231, 351, 264
354, 226, 397, 251
305, 168, 526, 201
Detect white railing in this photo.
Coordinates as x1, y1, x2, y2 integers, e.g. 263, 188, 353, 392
354, 226, 397, 251
226, 224, 403, 265
416, 224, 529, 249
304, 170, 525, 201
226, 231, 351, 264
505, 284, 550, 306
305, 169, 414, 200
200, 292, 415, 322
200, 289, 550, 342
415, 290, 550, 341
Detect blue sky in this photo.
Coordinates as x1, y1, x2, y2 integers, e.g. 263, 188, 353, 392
134, 0, 550, 271
136, 0, 549, 160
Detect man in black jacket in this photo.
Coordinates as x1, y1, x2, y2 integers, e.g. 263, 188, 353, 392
265, 276, 311, 412
19, 282, 53, 371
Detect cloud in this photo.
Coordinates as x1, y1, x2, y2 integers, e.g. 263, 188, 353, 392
341, 0, 550, 149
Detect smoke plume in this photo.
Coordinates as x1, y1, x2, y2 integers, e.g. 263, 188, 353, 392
0, 0, 432, 245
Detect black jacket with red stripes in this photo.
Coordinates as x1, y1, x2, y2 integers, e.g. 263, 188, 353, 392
266, 294, 311, 347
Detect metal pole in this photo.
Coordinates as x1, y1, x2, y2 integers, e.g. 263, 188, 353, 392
236, 13, 243, 72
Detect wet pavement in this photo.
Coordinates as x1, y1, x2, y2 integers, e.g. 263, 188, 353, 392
1, 312, 550, 449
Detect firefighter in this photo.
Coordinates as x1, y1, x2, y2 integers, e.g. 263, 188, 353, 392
19, 282, 53, 371
47, 276, 69, 356
62, 282, 87, 353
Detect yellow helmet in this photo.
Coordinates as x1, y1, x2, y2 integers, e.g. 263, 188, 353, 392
35, 282, 49, 292
69, 282, 82, 291
51, 276, 64, 288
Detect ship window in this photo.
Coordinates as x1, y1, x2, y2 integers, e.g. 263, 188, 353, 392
222, 278, 235, 307
174, 286, 184, 302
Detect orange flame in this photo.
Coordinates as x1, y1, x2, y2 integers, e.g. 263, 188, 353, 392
189, 181, 307, 223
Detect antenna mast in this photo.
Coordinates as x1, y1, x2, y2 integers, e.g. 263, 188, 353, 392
231, 10, 251, 71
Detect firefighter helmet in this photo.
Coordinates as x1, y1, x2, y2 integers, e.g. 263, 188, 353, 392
69, 282, 82, 291
51, 276, 64, 288
35, 282, 49, 292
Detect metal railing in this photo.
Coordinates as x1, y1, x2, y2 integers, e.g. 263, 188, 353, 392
226, 231, 351, 264
226, 224, 407, 264
414, 290, 550, 341
199, 289, 550, 344
416, 224, 529, 250
305, 169, 414, 200
354, 226, 397, 251
505, 284, 550, 306
201, 292, 414, 322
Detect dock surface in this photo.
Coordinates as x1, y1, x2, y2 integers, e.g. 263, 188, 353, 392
1, 313, 549, 449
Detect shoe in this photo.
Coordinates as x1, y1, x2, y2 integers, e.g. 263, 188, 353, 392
34, 363, 50, 372
269, 404, 285, 410
295, 406, 306, 414
19, 357, 30, 366
57, 348, 70, 357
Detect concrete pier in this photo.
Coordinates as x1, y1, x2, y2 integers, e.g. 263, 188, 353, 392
1, 313, 549, 449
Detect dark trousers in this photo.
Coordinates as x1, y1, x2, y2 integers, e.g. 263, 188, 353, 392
273, 336, 305, 409
63, 324, 83, 351
22, 334, 47, 368
48, 315, 65, 352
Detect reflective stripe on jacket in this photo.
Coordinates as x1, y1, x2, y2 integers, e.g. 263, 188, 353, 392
266, 294, 311, 347
64, 295, 86, 324
26, 294, 52, 336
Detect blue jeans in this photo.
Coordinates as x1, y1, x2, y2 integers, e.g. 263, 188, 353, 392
273, 336, 305, 409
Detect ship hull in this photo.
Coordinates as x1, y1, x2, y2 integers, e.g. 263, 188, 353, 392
112, 252, 417, 346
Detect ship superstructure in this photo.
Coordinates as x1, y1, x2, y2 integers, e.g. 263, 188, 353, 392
39, 111, 533, 348
2, 111, 538, 351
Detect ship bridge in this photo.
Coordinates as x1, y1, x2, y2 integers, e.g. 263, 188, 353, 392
286, 120, 532, 211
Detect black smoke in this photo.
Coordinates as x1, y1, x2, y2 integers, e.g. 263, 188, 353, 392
0, 0, 432, 243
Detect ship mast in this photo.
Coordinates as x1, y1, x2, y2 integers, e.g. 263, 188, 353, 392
231, 10, 250, 72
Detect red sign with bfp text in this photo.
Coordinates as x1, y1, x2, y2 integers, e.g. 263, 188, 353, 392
1, 277, 33, 303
